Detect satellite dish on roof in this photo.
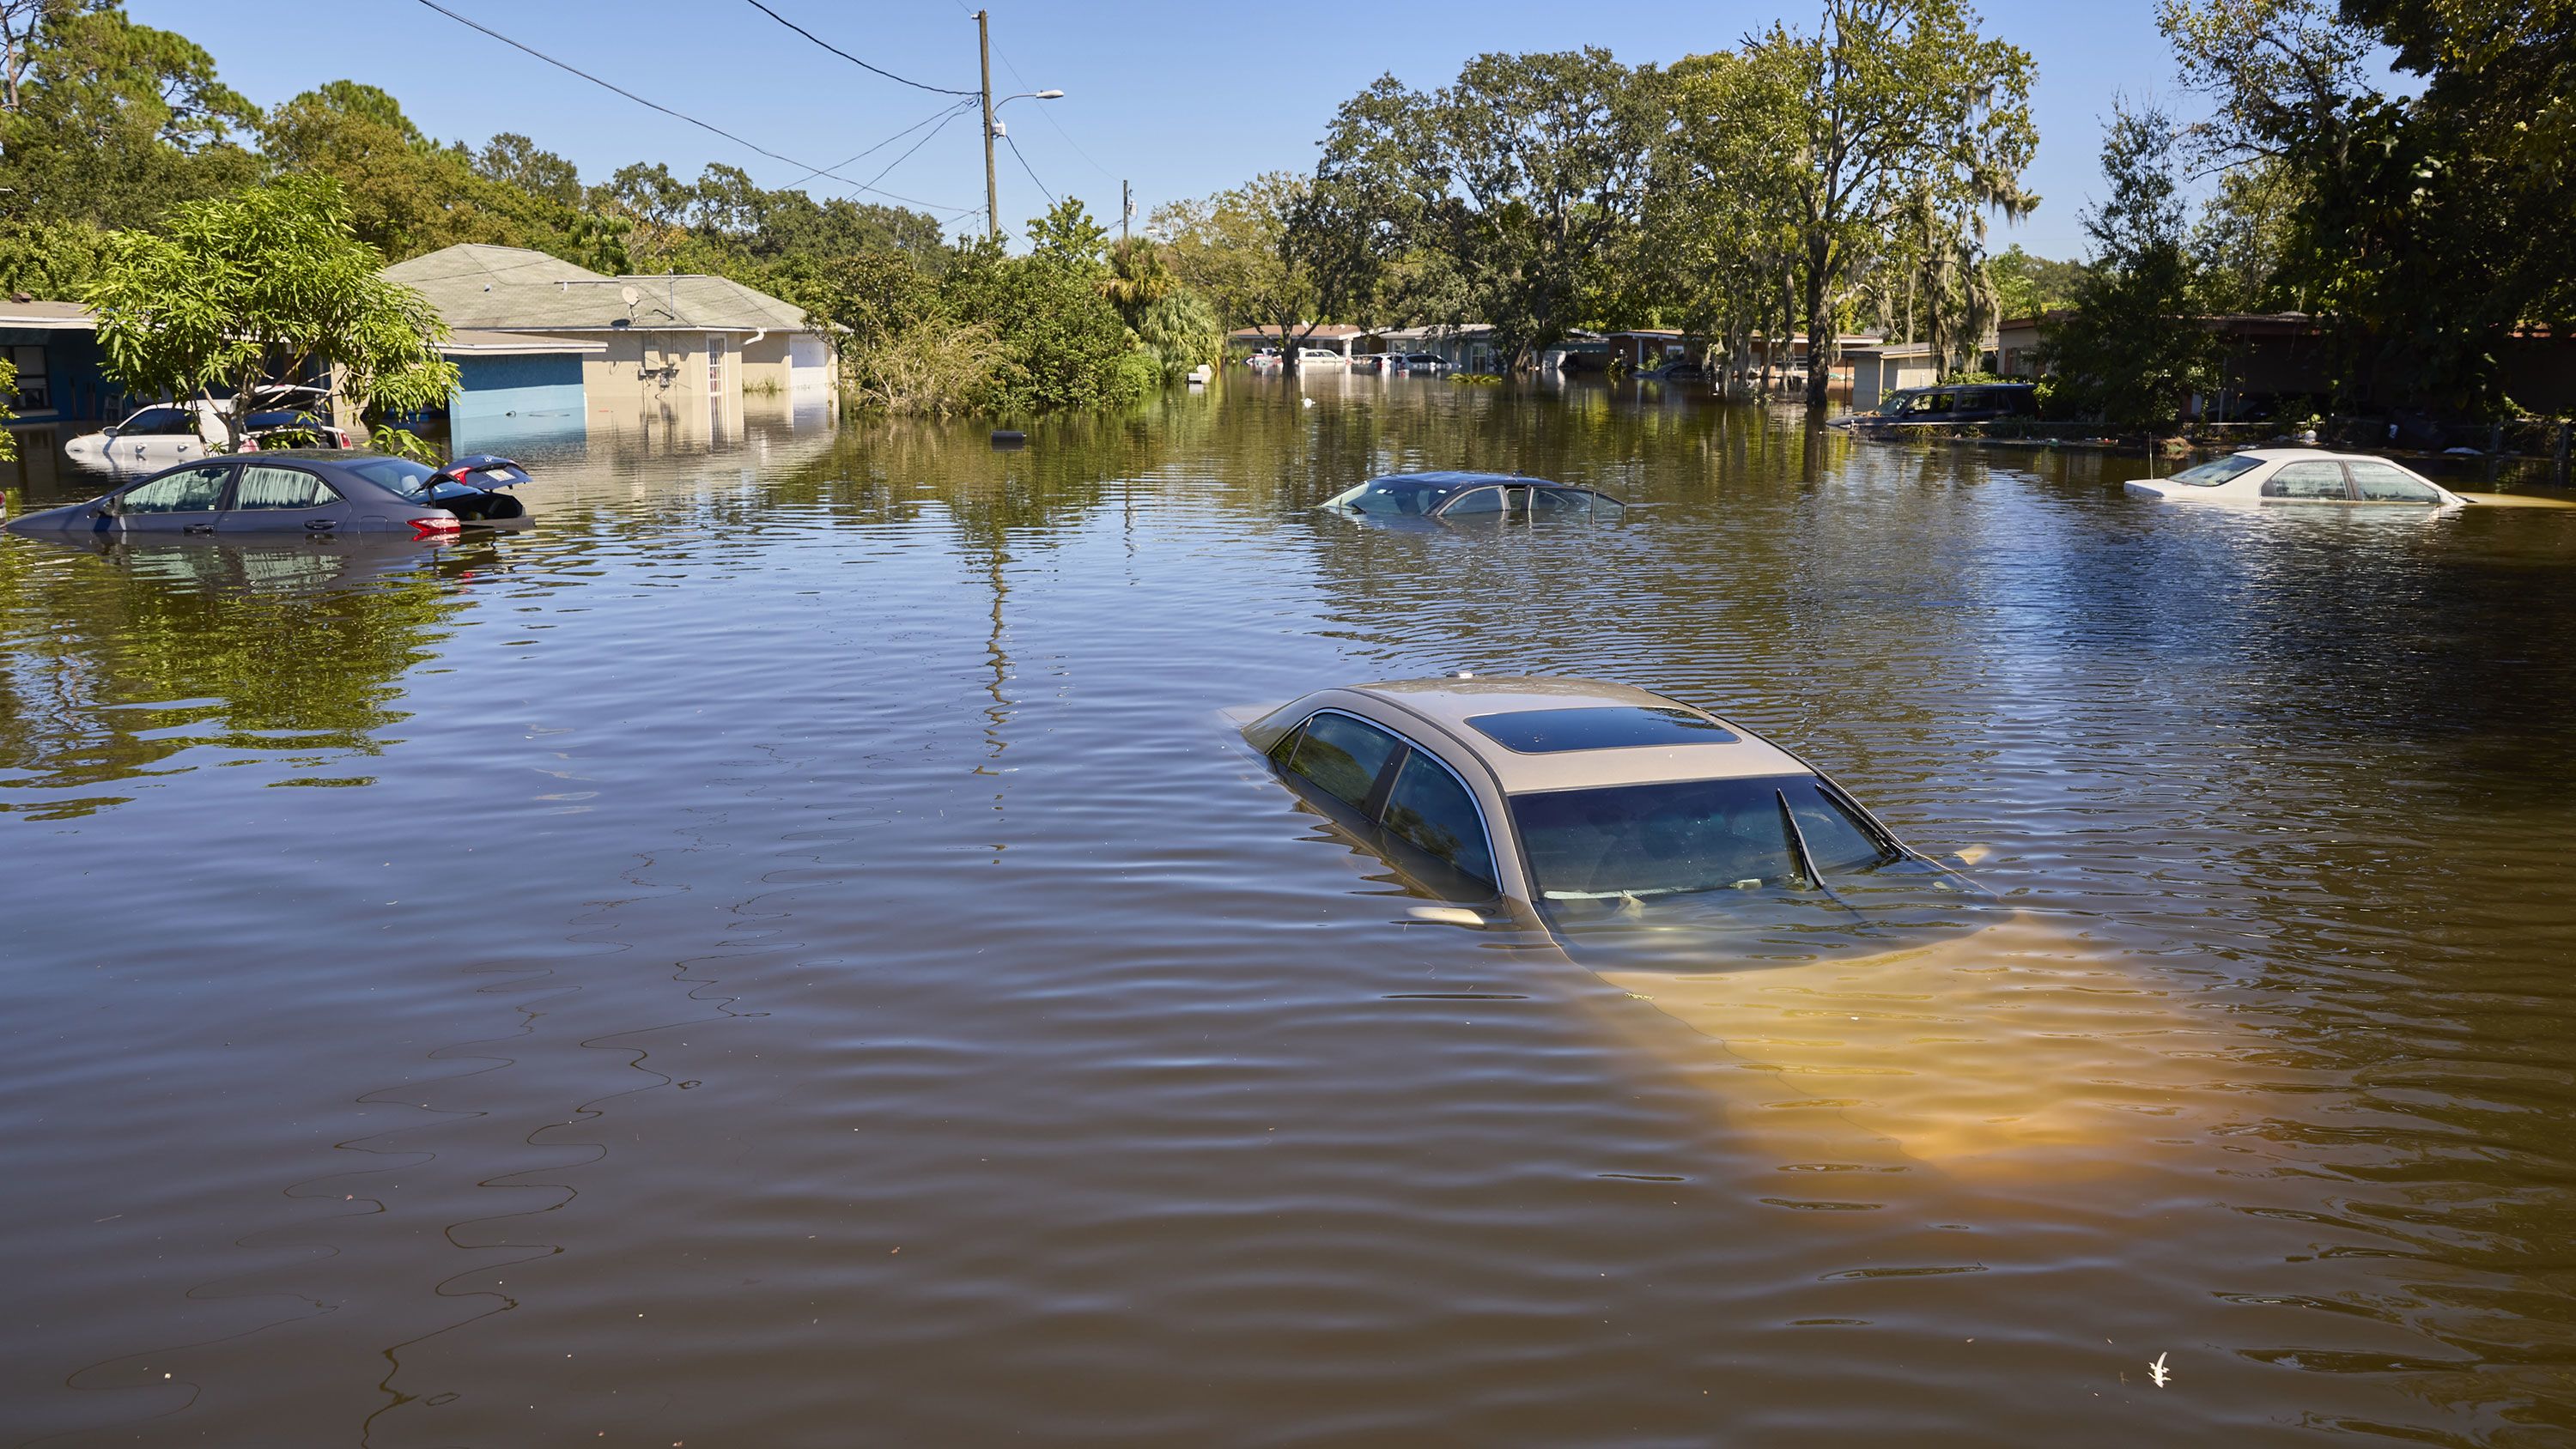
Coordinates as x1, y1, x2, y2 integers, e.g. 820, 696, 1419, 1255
620, 285, 641, 308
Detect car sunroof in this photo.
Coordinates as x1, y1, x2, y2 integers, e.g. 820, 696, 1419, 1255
1466, 706, 1738, 753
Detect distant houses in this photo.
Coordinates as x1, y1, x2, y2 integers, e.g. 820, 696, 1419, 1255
0, 243, 831, 453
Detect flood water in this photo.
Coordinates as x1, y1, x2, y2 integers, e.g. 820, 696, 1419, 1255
6, 377, 2576, 1446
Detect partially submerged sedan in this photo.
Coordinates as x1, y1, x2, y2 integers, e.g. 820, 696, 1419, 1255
1232, 676, 1995, 965
2124, 449, 2468, 506
6, 451, 533, 540
1322, 471, 1626, 523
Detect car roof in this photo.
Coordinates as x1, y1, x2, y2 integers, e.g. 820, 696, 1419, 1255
2223, 448, 2416, 464
1367, 470, 1577, 489
1343, 676, 1813, 793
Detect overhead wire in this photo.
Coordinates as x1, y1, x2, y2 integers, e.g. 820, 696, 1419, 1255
943, 0, 1121, 188
1002, 132, 1056, 209
738, 0, 977, 97
410, 0, 977, 215
775, 96, 979, 191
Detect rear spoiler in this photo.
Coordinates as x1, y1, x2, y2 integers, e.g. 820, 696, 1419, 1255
428, 454, 532, 489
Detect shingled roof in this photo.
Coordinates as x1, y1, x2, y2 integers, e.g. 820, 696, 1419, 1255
383, 244, 811, 334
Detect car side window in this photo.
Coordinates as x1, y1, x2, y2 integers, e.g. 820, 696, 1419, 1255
1785, 785, 1894, 874
1526, 489, 1592, 519
2263, 461, 2350, 500
123, 407, 195, 436
1285, 712, 1403, 810
118, 464, 230, 512
230, 465, 340, 510
2347, 462, 2441, 503
1381, 750, 1497, 888
1440, 487, 1504, 516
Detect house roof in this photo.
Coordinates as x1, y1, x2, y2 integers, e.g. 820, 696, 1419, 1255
1226, 324, 1371, 340
440, 330, 610, 355
383, 244, 811, 334
0, 300, 98, 330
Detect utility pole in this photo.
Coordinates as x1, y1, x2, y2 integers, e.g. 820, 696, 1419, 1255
976, 10, 999, 242
1121, 179, 1131, 243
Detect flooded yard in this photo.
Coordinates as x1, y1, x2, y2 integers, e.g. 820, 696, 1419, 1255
6, 376, 2576, 1445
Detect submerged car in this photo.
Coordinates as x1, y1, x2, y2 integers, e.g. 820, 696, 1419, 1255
1838, 383, 2039, 430
1321, 470, 1627, 523
2123, 449, 2469, 506
4, 451, 533, 540
62, 386, 344, 470
1230, 676, 1997, 966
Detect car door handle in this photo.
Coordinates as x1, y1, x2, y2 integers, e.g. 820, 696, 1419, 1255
304, 519, 337, 530
183, 523, 215, 535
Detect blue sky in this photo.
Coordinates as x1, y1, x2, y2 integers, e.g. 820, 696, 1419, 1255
135, 0, 2197, 259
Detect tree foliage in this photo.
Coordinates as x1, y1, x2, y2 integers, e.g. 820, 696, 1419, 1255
1315, 49, 1662, 368
2160, 0, 2576, 414
84, 174, 457, 450
2040, 102, 2221, 427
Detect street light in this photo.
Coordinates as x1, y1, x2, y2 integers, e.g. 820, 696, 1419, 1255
975, 11, 1064, 239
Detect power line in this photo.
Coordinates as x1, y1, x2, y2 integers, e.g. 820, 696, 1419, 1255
410, 0, 975, 215
776, 97, 978, 191
739, 0, 976, 97
1002, 132, 1055, 209
853, 103, 981, 205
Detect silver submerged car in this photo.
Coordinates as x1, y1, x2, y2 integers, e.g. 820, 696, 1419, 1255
1231, 676, 1997, 966
5, 451, 533, 541
1322, 471, 1626, 523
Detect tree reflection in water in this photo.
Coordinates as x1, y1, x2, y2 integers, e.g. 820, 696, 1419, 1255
0, 537, 495, 817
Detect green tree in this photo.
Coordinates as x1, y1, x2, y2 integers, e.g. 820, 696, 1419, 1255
1154, 173, 1334, 373
0, 1, 258, 232
1750, 0, 2038, 408
1315, 49, 1662, 369
2039, 101, 2220, 427
1987, 244, 2087, 321
85, 174, 458, 452
2162, 0, 2574, 414
1637, 47, 1807, 394
475, 132, 583, 206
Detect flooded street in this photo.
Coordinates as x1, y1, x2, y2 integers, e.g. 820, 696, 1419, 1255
6, 377, 2576, 1446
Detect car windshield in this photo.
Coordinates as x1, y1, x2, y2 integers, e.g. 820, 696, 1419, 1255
1327, 477, 1465, 516
1511, 773, 1909, 900
337, 456, 438, 496
2170, 455, 2264, 488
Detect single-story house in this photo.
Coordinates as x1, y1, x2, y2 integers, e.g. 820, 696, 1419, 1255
1224, 324, 1378, 363
383, 244, 830, 426
1845, 341, 1946, 409
1603, 330, 1701, 373
0, 300, 129, 424
1372, 324, 1504, 373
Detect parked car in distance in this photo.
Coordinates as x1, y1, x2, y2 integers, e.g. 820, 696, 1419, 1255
63, 385, 341, 470
1227, 676, 1996, 962
1243, 347, 1283, 372
3, 450, 533, 540
1321, 470, 1627, 524
1636, 361, 1706, 382
1393, 354, 1448, 375
1838, 382, 2040, 430
1350, 353, 1389, 374
1297, 347, 1348, 371
2123, 450, 2472, 507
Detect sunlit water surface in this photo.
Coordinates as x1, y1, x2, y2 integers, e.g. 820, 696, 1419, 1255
5, 379, 2576, 1446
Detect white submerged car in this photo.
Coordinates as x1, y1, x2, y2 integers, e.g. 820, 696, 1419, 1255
1229, 676, 2000, 965
2124, 449, 2469, 507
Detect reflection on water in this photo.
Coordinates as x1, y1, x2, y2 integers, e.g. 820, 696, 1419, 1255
5, 380, 2576, 1444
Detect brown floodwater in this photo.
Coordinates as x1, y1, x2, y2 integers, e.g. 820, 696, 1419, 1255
6, 376, 2576, 1446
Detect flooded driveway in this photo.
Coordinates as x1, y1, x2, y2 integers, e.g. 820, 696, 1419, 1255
6, 379, 2576, 1445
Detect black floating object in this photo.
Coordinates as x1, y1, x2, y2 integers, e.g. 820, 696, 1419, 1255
990, 428, 1027, 449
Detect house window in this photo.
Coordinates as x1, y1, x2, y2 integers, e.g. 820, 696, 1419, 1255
8, 344, 49, 411
707, 333, 727, 395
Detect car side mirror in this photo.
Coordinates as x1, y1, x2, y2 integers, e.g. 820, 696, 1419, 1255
100, 427, 119, 440
97, 494, 121, 517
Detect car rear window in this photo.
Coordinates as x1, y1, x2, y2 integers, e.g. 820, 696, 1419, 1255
336, 456, 439, 495
1467, 706, 1737, 753
2348, 462, 2442, 503
2170, 455, 2263, 488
